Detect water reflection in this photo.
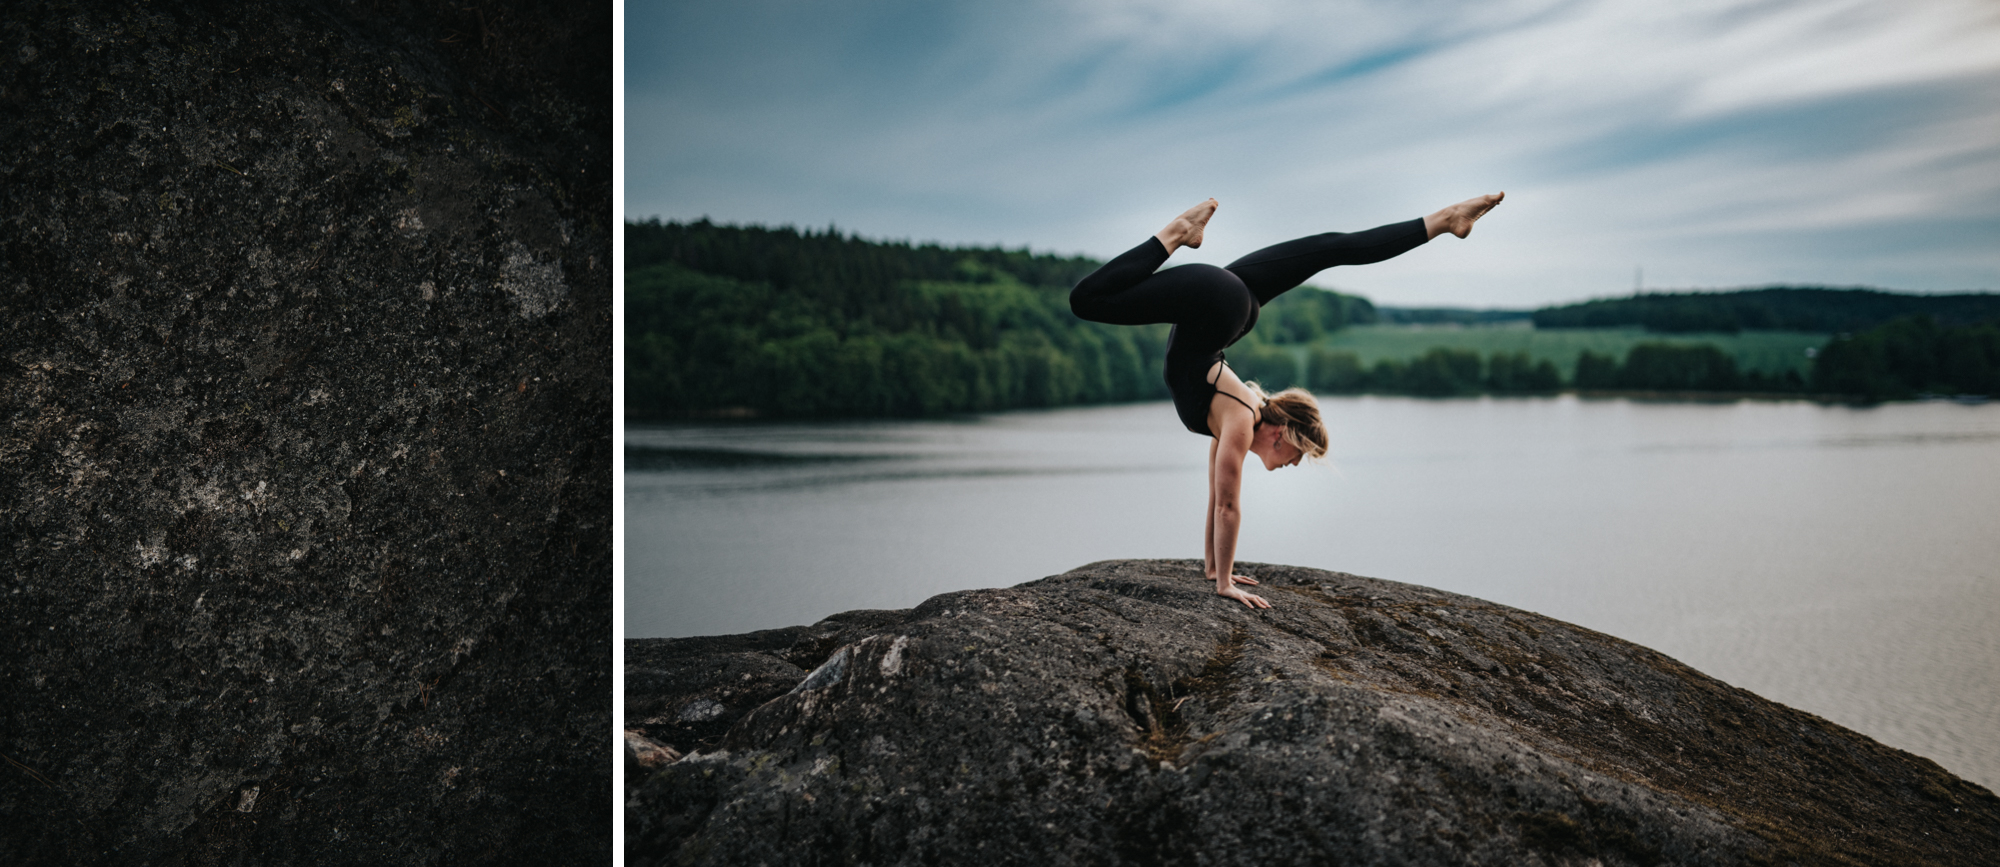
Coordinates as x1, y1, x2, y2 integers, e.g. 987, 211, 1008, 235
626, 408, 1192, 494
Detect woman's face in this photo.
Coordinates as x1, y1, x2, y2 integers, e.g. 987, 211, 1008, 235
1255, 427, 1304, 470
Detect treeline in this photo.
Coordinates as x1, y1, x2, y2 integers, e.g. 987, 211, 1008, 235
627, 220, 1999, 415
1573, 344, 1804, 392
627, 261, 1166, 417
626, 219, 1154, 417
1375, 307, 1533, 326
1217, 317, 1998, 399
1227, 345, 1565, 397
625, 219, 1375, 418
1810, 316, 2000, 399
1533, 287, 2000, 334
1228, 342, 1801, 396
627, 218, 1106, 329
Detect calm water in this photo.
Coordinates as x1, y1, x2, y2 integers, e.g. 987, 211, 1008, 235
627, 396, 2000, 791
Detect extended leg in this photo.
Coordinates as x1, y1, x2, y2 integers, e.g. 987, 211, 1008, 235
1224, 218, 1429, 305
1225, 192, 1504, 305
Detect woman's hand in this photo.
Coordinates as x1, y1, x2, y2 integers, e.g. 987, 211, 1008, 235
1227, 573, 1258, 586
1216, 584, 1271, 609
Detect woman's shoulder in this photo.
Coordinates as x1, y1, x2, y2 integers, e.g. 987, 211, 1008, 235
1206, 364, 1262, 440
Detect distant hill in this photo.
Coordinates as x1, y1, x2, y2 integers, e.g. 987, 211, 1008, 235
625, 220, 1160, 418
1532, 287, 2000, 334
627, 217, 1108, 307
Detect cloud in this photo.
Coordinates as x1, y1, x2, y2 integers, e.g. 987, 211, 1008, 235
627, 0, 2000, 306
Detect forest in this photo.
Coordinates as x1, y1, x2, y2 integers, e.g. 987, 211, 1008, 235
626, 219, 1374, 418
627, 220, 2000, 417
1808, 316, 2000, 399
1531, 287, 2000, 334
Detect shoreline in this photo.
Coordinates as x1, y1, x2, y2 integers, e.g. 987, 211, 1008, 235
628, 388, 1993, 425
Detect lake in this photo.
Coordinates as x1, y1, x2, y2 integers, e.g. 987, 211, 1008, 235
626, 395, 2000, 791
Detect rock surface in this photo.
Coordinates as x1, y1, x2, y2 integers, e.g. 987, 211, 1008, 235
627, 560, 2000, 866
1, 1, 609, 863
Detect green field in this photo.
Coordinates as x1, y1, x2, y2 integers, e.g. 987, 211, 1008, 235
1309, 324, 1828, 379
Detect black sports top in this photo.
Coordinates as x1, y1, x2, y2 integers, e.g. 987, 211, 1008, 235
1169, 357, 1262, 437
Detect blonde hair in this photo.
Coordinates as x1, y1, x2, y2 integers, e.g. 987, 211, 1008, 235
1241, 382, 1328, 461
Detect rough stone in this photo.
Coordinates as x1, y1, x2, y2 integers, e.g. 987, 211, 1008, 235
626, 731, 680, 774
0, 1, 610, 863
627, 560, 2000, 866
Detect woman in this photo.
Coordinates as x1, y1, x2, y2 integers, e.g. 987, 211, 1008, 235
1070, 193, 1504, 608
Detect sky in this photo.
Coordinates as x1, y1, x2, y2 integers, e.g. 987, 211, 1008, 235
625, 0, 2000, 309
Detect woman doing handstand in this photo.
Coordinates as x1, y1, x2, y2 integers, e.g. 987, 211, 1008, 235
1069, 193, 1504, 608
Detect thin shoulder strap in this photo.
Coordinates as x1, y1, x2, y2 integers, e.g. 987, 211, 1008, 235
1217, 390, 1261, 415
1209, 359, 1266, 419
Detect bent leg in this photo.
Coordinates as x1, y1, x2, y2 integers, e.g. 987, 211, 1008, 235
1069, 236, 1174, 325
1073, 253, 1253, 340
1223, 218, 1428, 305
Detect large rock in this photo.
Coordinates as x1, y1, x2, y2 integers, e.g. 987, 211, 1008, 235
627, 560, 2000, 866
0, 1, 609, 863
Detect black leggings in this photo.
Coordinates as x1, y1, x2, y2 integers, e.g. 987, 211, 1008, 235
1069, 217, 1428, 433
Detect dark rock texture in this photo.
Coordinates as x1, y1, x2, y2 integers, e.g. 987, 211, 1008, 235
627, 560, 2000, 867
1, 1, 610, 863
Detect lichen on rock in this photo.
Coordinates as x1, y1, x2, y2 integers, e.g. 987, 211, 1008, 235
0, 1, 610, 863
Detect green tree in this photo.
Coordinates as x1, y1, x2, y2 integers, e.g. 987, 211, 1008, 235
1487, 352, 1561, 393
1307, 347, 1367, 393
1573, 350, 1620, 389
1811, 316, 2000, 399
1618, 343, 1740, 391
1400, 348, 1484, 396
1233, 345, 1304, 390
1367, 359, 1407, 393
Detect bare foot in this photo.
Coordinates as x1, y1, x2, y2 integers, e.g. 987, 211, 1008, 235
1424, 192, 1504, 240
1218, 585, 1271, 609
1155, 198, 1218, 253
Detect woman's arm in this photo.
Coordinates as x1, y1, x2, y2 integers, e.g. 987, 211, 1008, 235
1205, 394, 1271, 610
1203, 435, 1218, 579
1204, 437, 1260, 590
1205, 432, 1260, 591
